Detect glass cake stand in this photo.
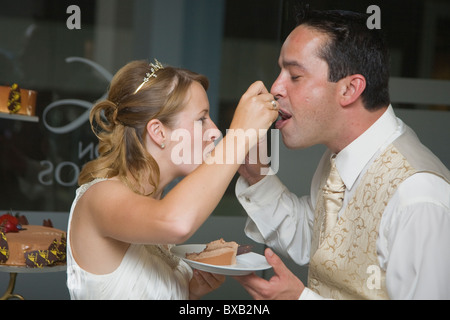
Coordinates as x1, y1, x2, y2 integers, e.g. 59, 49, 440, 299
0, 264, 66, 300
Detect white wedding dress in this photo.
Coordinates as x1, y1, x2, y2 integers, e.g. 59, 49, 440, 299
66, 179, 193, 300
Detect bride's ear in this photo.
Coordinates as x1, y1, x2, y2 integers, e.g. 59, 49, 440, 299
146, 119, 167, 148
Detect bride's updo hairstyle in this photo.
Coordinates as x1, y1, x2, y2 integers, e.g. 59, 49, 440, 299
78, 60, 209, 195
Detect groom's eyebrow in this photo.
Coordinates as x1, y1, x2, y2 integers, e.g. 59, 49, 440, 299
282, 60, 308, 73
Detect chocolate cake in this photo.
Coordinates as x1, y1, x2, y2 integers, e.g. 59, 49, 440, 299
186, 238, 239, 266
0, 214, 66, 268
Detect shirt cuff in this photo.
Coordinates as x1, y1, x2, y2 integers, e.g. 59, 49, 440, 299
298, 288, 328, 300
235, 174, 287, 210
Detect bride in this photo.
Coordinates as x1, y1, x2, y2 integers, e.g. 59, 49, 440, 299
66, 60, 279, 299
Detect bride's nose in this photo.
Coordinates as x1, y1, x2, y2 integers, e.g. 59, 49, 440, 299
206, 123, 221, 142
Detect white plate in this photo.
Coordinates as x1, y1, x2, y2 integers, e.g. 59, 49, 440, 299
171, 244, 272, 276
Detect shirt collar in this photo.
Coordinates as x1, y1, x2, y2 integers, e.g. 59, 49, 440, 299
334, 105, 400, 190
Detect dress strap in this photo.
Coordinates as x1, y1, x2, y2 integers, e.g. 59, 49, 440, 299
76, 178, 108, 199
144, 245, 181, 270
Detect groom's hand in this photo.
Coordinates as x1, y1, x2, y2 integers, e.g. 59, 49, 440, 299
233, 248, 305, 300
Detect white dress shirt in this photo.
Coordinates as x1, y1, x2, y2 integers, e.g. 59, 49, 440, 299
236, 106, 450, 300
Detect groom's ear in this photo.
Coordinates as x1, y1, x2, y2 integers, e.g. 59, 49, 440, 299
338, 74, 366, 107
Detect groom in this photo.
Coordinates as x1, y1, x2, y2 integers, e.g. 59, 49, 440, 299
234, 8, 450, 299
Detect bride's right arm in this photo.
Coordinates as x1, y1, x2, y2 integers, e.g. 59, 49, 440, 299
93, 81, 279, 244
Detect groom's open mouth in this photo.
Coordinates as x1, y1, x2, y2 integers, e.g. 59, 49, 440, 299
275, 108, 292, 129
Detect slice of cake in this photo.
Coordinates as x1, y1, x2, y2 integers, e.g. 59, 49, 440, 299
186, 238, 238, 266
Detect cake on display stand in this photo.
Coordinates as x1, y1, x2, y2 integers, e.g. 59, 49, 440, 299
0, 214, 67, 300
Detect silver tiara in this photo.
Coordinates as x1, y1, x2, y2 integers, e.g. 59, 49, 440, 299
133, 59, 164, 94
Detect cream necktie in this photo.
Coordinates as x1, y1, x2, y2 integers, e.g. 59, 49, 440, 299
322, 155, 345, 235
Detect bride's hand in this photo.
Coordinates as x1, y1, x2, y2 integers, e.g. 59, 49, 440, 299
189, 270, 225, 300
229, 81, 279, 136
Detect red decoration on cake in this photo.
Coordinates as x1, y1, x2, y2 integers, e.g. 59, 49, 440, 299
0, 214, 21, 233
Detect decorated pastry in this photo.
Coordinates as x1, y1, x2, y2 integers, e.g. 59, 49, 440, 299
7, 83, 21, 113
0, 84, 37, 116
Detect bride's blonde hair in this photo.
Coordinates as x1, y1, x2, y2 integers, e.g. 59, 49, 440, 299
78, 60, 209, 195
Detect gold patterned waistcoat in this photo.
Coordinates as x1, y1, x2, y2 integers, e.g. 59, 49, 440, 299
308, 128, 450, 300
